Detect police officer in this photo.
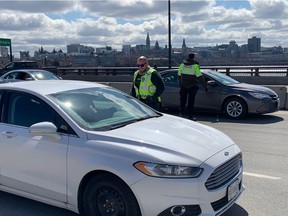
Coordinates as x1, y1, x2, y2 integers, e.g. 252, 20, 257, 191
131, 56, 165, 111
178, 53, 207, 120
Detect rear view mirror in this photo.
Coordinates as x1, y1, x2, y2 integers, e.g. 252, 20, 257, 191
29, 122, 61, 140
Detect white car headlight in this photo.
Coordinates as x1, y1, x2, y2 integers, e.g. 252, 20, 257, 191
249, 92, 270, 99
134, 162, 203, 178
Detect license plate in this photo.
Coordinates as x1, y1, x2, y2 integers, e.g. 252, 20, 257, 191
227, 179, 240, 201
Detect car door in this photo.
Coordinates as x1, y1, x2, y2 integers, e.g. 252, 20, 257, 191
195, 74, 223, 111
0, 91, 72, 202
0, 90, 3, 185
161, 71, 180, 108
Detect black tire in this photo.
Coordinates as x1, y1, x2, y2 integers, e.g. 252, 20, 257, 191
81, 173, 141, 216
223, 97, 247, 119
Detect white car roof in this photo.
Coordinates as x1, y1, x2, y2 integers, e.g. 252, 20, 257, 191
0, 80, 107, 95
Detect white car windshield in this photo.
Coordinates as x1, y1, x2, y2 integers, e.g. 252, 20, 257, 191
49, 87, 160, 131
30, 70, 59, 80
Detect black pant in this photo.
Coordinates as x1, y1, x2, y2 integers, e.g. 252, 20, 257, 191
140, 98, 161, 111
180, 85, 199, 117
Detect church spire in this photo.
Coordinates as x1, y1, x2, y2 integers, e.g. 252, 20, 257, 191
182, 38, 187, 49
182, 38, 188, 53
146, 32, 151, 50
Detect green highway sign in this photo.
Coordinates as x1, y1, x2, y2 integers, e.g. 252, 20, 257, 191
0, 38, 11, 46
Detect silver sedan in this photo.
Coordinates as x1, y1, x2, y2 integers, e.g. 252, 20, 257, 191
160, 69, 280, 119
0, 69, 60, 82
0, 80, 244, 216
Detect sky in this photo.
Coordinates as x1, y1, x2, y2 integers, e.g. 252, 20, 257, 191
1, 0, 288, 57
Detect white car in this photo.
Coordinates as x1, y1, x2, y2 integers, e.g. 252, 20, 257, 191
0, 80, 244, 216
0, 69, 61, 82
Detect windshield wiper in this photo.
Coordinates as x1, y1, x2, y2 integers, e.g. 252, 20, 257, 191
108, 115, 160, 130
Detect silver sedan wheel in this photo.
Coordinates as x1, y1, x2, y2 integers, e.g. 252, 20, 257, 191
226, 101, 242, 117
224, 98, 247, 119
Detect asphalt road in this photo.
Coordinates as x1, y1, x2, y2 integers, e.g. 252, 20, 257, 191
0, 110, 287, 216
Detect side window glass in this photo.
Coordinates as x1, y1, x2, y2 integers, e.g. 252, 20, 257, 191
5, 72, 17, 80
7, 92, 73, 134
54, 113, 75, 134
6, 63, 14, 69
16, 72, 28, 80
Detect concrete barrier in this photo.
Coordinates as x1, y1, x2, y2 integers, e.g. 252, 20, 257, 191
265, 85, 287, 110
286, 86, 288, 110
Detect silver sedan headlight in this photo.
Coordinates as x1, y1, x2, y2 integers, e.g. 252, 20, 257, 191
249, 92, 270, 99
134, 162, 203, 178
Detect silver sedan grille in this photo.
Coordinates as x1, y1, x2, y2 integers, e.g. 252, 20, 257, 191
205, 154, 242, 190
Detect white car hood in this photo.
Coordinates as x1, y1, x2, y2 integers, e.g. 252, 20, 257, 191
87, 114, 235, 166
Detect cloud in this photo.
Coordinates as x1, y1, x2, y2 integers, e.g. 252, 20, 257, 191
249, 0, 288, 19
0, 1, 76, 13
0, 0, 287, 57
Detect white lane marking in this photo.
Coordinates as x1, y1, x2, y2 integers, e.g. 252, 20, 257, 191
243, 171, 281, 180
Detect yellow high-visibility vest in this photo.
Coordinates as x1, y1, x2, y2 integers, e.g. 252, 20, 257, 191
133, 67, 161, 102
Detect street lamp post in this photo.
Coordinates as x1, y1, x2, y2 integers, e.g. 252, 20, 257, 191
168, 0, 171, 69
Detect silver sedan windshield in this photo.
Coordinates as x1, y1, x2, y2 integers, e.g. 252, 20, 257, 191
207, 71, 239, 85
49, 87, 160, 131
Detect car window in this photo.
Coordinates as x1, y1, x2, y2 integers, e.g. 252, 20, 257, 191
4, 72, 18, 80
49, 87, 159, 131
162, 72, 178, 83
16, 72, 31, 80
6, 92, 74, 134
30, 70, 59, 80
5, 63, 14, 69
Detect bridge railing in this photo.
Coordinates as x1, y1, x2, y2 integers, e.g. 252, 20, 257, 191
201, 65, 288, 77
47, 65, 288, 77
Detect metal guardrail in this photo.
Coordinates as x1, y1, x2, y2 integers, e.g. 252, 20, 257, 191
202, 65, 288, 77
48, 65, 288, 77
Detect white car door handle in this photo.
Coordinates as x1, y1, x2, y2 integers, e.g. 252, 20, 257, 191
2, 131, 17, 138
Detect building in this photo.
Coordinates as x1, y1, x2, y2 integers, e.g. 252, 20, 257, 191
122, 44, 131, 56
0, 46, 8, 57
248, 36, 261, 53
20, 51, 30, 60
67, 44, 83, 54
96, 46, 116, 55
154, 40, 160, 50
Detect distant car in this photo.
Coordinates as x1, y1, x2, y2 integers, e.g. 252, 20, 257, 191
0, 61, 39, 75
160, 69, 280, 119
0, 69, 61, 82
0, 80, 244, 216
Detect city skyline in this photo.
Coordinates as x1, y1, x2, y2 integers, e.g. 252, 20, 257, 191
8, 35, 284, 57
1, 0, 288, 58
